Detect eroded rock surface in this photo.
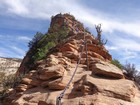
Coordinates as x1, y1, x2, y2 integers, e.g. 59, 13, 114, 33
3, 13, 140, 105
92, 60, 124, 79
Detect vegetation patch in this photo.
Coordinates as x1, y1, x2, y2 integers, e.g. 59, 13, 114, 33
111, 59, 123, 69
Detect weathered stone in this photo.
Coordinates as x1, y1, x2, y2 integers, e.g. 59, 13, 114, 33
4, 13, 140, 105
92, 60, 124, 79
21, 78, 41, 86
87, 44, 112, 61
82, 51, 105, 61
24, 70, 38, 79
38, 65, 65, 80
60, 43, 78, 53
58, 57, 71, 66
46, 55, 59, 66
48, 76, 70, 90
16, 84, 33, 92
64, 51, 79, 60
75, 75, 136, 102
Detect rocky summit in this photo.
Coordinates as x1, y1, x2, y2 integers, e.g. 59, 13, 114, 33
3, 13, 140, 105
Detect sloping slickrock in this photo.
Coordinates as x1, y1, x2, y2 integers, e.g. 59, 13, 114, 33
92, 60, 124, 79
76, 75, 136, 102
62, 94, 139, 105
8, 74, 138, 105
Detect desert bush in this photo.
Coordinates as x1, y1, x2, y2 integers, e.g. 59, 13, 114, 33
123, 63, 140, 88
0, 74, 24, 101
0, 72, 5, 83
2, 74, 24, 90
111, 59, 123, 69
123, 63, 138, 80
135, 74, 140, 85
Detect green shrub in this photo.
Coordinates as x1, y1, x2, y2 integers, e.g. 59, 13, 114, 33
33, 41, 56, 60
111, 59, 123, 69
48, 25, 69, 44
28, 24, 69, 60
25, 21, 70, 73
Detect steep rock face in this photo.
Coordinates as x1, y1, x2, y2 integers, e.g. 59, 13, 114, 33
3, 13, 140, 105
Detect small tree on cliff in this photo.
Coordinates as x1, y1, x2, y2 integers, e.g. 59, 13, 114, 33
95, 24, 107, 45
28, 32, 44, 49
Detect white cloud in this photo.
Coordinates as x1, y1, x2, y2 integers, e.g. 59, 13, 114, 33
0, 35, 31, 42
1, 0, 140, 38
10, 46, 25, 56
105, 33, 140, 65
116, 39, 140, 52
17, 36, 31, 42
4, 0, 28, 15
122, 49, 138, 60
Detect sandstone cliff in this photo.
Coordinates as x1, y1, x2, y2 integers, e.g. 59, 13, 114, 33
0, 57, 21, 76
3, 13, 140, 105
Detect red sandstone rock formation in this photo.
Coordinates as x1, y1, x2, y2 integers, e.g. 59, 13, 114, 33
3, 13, 140, 105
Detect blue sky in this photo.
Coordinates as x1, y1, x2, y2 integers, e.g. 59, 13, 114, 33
0, 0, 140, 70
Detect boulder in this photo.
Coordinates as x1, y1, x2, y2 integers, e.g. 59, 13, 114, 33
48, 77, 68, 90
46, 55, 59, 66
63, 51, 79, 60
92, 60, 124, 79
38, 65, 65, 80
82, 51, 105, 61
24, 70, 38, 79
16, 84, 33, 92
21, 78, 42, 86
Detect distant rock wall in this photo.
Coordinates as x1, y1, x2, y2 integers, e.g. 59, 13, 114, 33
0, 57, 22, 76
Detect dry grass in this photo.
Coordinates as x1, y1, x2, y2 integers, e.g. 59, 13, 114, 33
0, 73, 24, 102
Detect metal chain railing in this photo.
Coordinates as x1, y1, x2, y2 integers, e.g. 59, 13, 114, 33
56, 37, 87, 105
